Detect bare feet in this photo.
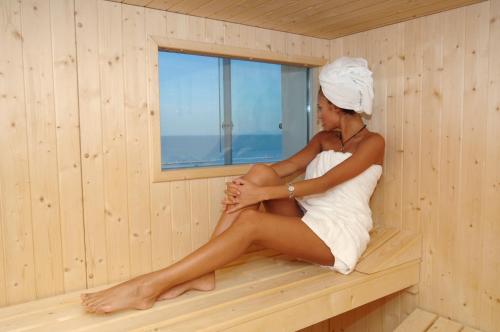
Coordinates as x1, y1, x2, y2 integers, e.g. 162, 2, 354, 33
157, 272, 215, 301
80, 275, 160, 314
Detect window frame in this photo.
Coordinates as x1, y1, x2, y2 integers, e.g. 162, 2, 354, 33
148, 35, 326, 182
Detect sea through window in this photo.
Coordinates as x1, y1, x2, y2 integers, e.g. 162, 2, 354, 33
158, 50, 310, 170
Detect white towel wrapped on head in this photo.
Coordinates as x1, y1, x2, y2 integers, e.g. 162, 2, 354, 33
319, 56, 374, 115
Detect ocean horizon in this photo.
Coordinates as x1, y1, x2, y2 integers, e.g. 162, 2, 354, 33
161, 134, 282, 169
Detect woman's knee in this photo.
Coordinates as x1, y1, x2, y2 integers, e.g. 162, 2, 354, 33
232, 210, 260, 234
243, 164, 282, 186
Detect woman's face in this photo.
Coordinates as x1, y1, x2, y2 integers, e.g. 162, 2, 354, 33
317, 94, 340, 130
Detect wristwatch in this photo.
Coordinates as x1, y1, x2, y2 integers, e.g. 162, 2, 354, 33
287, 183, 295, 199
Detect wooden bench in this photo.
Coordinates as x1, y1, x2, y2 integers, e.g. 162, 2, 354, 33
0, 226, 421, 332
394, 308, 483, 332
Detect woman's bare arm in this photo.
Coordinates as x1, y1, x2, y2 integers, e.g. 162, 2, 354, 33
269, 132, 324, 178
261, 134, 385, 201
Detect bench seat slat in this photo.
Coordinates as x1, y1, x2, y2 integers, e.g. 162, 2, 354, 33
145, 261, 420, 332
358, 226, 399, 262
0, 249, 278, 322
4, 260, 325, 331
427, 317, 464, 331
0, 226, 422, 332
394, 308, 438, 332
356, 230, 422, 274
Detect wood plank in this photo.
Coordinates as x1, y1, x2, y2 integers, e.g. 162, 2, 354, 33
382, 23, 405, 229
358, 226, 399, 262
187, 15, 205, 42
190, 179, 210, 249
479, 1, 500, 331
75, 0, 108, 287
147, 0, 184, 11
0, 176, 5, 306
50, 0, 87, 293
418, 11, 444, 310
170, 180, 192, 261
402, 17, 423, 235
124, 0, 151, 5
14, 259, 314, 331
167, 0, 211, 13
437, 6, 465, 318
365, 27, 387, 226
0, 253, 277, 322
188, 0, 247, 18
204, 18, 225, 45
427, 316, 463, 331
123, 4, 153, 277
394, 308, 438, 332
145, 7, 171, 271
151, 36, 327, 67
356, 231, 421, 274
454, 2, 490, 326
150, 182, 173, 269
151, 261, 419, 332
166, 11, 188, 39
302, 0, 482, 39
98, 0, 131, 283
21, 0, 64, 298
0, 0, 37, 305
249, 0, 340, 31
207, 177, 226, 234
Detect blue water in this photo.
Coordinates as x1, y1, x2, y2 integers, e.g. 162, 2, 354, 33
161, 134, 282, 169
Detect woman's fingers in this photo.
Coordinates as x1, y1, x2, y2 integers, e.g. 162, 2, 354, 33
224, 188, 240, 196
221, 197, 238, 205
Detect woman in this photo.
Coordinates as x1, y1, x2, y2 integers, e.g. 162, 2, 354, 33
80, 56, 384, 314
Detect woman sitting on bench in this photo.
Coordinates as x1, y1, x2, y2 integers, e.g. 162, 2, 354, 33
80, 56, 385, 314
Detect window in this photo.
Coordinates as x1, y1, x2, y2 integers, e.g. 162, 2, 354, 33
158, 50, 311, 170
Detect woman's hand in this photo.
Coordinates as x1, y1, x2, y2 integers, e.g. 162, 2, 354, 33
224, 178, 264, 214
221, 179, 242, 212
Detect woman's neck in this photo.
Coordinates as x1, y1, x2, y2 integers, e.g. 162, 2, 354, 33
339, 114, 365, 143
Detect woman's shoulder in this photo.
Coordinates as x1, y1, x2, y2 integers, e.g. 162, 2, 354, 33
362, 131, 385, 146
313, 130, 342, 149
357, 131, 385, 165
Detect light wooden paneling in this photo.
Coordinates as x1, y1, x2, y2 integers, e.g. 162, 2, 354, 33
1, 2, 498, 332
112, 0, 484, 39
98, 0, 131, 283
480, 0, 500, 329
0, 0, 330, 307
327, 1, 499, 331
75, 0, 108, 288
22, 0, 65, 299
50, 0, 87, 293
0, 0, 37, 305
123, 4, 153, 277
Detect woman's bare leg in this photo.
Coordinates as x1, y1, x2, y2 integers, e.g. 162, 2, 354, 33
81, 209, 334, 314
157, 164, 303, 300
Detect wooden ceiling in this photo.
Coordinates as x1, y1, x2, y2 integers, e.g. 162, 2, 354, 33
107, 0, 484, 39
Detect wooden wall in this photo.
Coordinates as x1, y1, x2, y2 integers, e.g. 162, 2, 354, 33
0, 0, 329, 307
318, 1, 499, 331
1, 0, 498, 331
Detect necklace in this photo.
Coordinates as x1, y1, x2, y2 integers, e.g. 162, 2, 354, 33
340, 124, 367, 152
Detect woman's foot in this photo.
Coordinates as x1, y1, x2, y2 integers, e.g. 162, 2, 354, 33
80, 275, 160, 314
157, 272, 215, 301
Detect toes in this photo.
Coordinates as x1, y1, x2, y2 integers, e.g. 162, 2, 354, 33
100, 305, 113, 314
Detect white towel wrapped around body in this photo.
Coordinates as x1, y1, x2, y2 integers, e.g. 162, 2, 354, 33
295, 150, 382, 274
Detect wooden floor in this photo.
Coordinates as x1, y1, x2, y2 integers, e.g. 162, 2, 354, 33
394, 308, 483, 332
0, 227, 421, 331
